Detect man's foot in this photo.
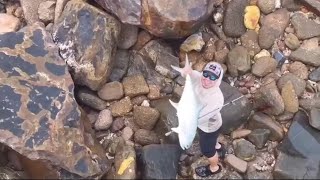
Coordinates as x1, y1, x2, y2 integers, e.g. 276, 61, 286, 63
217, 144, 227, 160
195, 164, 222, 177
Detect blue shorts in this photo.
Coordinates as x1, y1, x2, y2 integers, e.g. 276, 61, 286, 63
197, 128, 221, 158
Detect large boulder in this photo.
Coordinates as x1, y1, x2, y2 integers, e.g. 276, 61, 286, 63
223, 0, 248, 37
95, 0, 216, 38
53, 0, 121, 91
274, 111, 320, 179
0, 24, 108, 178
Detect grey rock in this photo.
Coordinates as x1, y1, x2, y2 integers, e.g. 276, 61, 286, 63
240, 30, 261, 56
77, 88, 107, 111
38, 1, 55, 24
97, 81, 124, 101
227, 46, 251, 77
284, 33, 300, 50
225, 154, 248, 173
20, 0, 42, 24
277, 73, 306, 97
133, 106, 160, 130
276, 111, 294, 122
117, 23, 138, 49
110, 117, 125, 132
281, 0, 301, 11
301, 0, 320, 15
257, 0, 276, 14
309, 108, 320, 130
109, 49, 130, 82
251, 56, 277, 77
291, 13, 320, 40
299, 95, 320, 110
94, 109, 113, 130
290, 46, 320, 67
233, 138, 256, 162
309, 67, 320, 82
246, 156, 273, 179
134, 129, 160, 145
223, 0, 248, 37
248, 129, 271, 149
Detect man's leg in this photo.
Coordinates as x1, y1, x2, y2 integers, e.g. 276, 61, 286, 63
208, 152, 220, 172
215, 142, 221, 149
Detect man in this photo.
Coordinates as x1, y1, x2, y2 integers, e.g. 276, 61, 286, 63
176, 56, 226, 177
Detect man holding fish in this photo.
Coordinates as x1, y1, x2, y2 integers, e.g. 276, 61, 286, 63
170, 55, 226, 177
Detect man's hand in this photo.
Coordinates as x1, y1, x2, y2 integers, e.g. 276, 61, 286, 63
171, 54, 193, 77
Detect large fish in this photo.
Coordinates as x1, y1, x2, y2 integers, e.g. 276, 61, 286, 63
167, 55, 203, 150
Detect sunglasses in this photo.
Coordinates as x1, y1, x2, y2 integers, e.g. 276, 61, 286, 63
202, 71, 219, 81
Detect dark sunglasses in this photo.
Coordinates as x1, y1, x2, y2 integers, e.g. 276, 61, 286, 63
202, 71, 219, 81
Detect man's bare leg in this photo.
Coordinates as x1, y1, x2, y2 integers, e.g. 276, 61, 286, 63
215, 142, 221, 149
208, 152, 220, 172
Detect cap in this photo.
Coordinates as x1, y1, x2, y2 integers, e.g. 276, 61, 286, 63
203, 62, 222, 78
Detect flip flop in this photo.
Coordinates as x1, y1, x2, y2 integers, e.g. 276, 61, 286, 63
195, 164, 222, 177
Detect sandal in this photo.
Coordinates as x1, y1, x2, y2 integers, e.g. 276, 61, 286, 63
217, 144, 227, 160
195, 164, 222, 177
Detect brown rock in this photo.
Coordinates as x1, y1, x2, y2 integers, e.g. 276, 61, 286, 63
0, 14, 20, 34
134, 129, 160, 145
240, 30, 261, 56
214, 49, 229, 64
288, 61, 308, 80
180, 32, 205, 52
133, 106, 160, 130
281, 81, 299, 113
122, 75, 149, 98
147, 84, 161, 100
38, 1, 56, 24
122, 127, 134, 140
203, 39, 216, 61
54, 0, 70, 23
231, 129, 252, 139
118, 23, 138, 50
132, 30, 153, 51
252, 56, 277, 77
94, 109, 113, 130
225, 154, 248, 173
227, 46, 251, 77
110, 97, 133, 117
98, 81, 124, 101
20, 0, 42, 24
277, 73, 306, 97
284, 33, 300, 50
111, 117, 125, 132
131, 95, 148, 106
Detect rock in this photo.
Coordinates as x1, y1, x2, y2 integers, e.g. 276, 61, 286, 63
289, 46, 320, 67
203, 39, 216, 61
140, 0, 215, 38
248, 129, 271, 149
139, 144, 181, 179
122, 127, 134, 140
54, 0, 70, 23
244, 5, 260, 30
258, 9, 290, 49
97, 81, 124, 101
252, 57, 277, 77
257, 0, 276, 14
248, 112, 284, 141
277, 73, 306, 97
134, 129, 160, 145
288, 61, 308, 80
299, 95, 320, 110
20, 0, 42, 24
225, 154, 248, 173
240, 30, 261, 56
274, 111, 320, 179
224, 171, 243, 179
131, 95, 148, 106
220, 81, 253, 134
215, 49, 229, 64
223, 0, 248, 37
0, 3, 4, 13
122, 74, 149, 98
147, 84, 161, 100
109, 49, 130, 82
180, 32, 205, 52
226, 46, 251, 77
132, 30, 153, 51
281, 81, 299, 113
309, 67, 320, 82
114, 145, 136, 179
291, 13, 320, 40
191, 156, 228, 179
276, 111, 294, 122
0, 14, 20, 34
246, 156, 273, 179
301, 0, 320, 15
38, 1, 55, 24
110, 97, 133, 117
94, 109, 113, 130
105, 136, 126, 156
0, 167, 27, 179
52, 0, 120, 91
284, 33, 300, 50
233, 139, 256, 161
309, 108, 320, 130
0, 23, 108, 178
231, 129, 252, 139
133, 106, 160, 130
254, 49, 271, 61
117, 24, 138, 49
77, 88, 107, 111
281, 0, 301, 11
94, 0, 141, 25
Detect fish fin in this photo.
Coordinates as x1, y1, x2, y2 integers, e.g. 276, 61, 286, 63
169, 99, 178, 109
171, 127, 180, 134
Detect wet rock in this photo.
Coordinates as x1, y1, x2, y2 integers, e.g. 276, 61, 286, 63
284, 33, 300, 50
114, 145, 136, 179
309, 67, 320, 82
117, 24, 138, 50
53, 0, 120, 91
94, 109, 113, 130
110, 97, 133, 117
231, 129, 252, 139
180, 32, 205, 52
281, 81, 299, 113
227, 46, 251, 77
20, 0, 42, 24
248, 112, 284, 141
257, 0, 276, 14
122, 74, 149, 98
291, 13, 320, 40
139, 144, 180, 179
258, 9, 290, 49
309, 108, 320, 130
233, 139, 256, 161
248, 129, 271, 149
109, 49, 130, 82
98, 81, 124, 101
277, 73, 306, 97
252, 57, 277, 77
288, 61, 308, 80
281, 0, 301, 11
0, 14, 20, 34
301, 0, 320, 15
225, 154, 248, 173
77, 88, 107, 111
0, 24, 108, 178
122, 127, 134, 140
240, 30, 261, 56
274, 111, 320, 179
223, 0, 248, 37
133, 106, 160, 130
132, 30, 153, 51
38, 1, 55, 24
220, 82, 253, 134
244, 5, 260, 30
134, 129, 160, 146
